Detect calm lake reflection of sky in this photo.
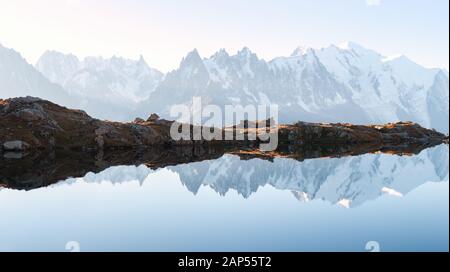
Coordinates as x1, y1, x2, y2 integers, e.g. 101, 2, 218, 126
0, 144, 448, 252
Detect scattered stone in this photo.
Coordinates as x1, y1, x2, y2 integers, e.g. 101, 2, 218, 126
3, 140, 30, 151
3, 152, 23, 159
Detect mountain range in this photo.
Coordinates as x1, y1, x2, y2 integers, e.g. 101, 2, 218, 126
1, 42, 448, 131
60, 144, 449, 208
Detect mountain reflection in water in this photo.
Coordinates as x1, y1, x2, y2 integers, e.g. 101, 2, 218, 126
59, 144, 449, 208
0, 143, 448, 252
1, 143, 447, 208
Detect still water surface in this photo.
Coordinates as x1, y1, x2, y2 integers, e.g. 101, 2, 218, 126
0, 144, 448, 251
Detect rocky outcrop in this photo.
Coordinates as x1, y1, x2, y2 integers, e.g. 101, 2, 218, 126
277, 121, 448, 145
147, 113, 160, 122
133, 117, 145, 124
0, 97, 172, 151
0, 97, 448, 152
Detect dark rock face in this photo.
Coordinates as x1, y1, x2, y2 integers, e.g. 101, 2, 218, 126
0, 97, 448, 152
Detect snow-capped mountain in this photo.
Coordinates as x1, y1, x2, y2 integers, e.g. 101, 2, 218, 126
58, 144, 449, 208
0, 43, 164, 121
141, 42, 449, 132
0, 43, 72, 107
36, 51, 164, 103
0, 42, 448, 130
35, 51, 164, 120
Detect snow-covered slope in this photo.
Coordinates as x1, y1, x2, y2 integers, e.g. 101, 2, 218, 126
36, 51, 164, 103
0, 43, 72, 107
0, 43, 164, 121
141, 42, 449, 132
35, 51, 164, 120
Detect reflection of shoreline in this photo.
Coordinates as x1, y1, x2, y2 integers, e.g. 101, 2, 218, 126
172, 144, 448, 207
0, 142, 445, 191
2, 144, 447, 209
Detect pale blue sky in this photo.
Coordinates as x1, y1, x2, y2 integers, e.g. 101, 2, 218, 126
0, 0, 448, 71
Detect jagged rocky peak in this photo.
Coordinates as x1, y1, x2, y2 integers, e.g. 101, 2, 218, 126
37, 50, 80, 63
35, 50, 81, 85
38, 50, 79, 62
211, 48, 230, 59
34, 50, 165, 109
36, 50, 164, 78
181, 49, 203, 65
238, 46, 252, 55
291, 46, 312, 57
236, 46, 259, 61
2, 42, 448, 133
0, 45, 74, 106
137, 54, 148, 67
177, 49, 210, 80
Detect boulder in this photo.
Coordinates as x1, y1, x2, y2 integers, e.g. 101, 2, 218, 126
3, 140, 30, 151
3, 152, 23, 159
133, 117, 145, 123
147, 113, 160, 122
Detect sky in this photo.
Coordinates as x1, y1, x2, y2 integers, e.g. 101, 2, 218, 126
0, 0, 448, 72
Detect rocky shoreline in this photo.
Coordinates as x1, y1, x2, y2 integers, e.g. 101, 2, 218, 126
0, 96, 448, 152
